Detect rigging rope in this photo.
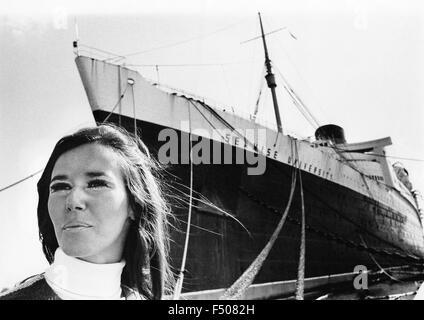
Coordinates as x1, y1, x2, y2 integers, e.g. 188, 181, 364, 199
219, 161, 298, 299
0, 169, 43, 193
253, 66, 266, 120
327, 142, 374, 198
330, 146, 424, 163
173, 100, 194, 300
185, 98, 259, 154
358, 234, 404, 283
3, 77, 125, 195
326, 142, 422, 208
109, 20, 248, 61
102, 82, 130, 124
78, 43, 125, 61
130, 82, 138, 137
183, 99, 253, 239
126, 62, 251, 68
275, 40, 331, 123
273, 64, 320, 129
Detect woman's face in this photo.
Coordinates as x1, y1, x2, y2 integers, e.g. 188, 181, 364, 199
47, 143, 134, 264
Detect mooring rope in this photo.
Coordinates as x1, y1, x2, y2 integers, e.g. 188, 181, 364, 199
295, 140, 306, 300
358, 234, 404, 283
173, 100, 194, 300
102, 83, 129, 124
219, 143, 297, 299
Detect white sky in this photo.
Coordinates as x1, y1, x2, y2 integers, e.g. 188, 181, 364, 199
0, 0, 423, 289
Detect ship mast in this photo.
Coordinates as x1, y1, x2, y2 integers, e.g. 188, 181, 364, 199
258, 12, 283, 134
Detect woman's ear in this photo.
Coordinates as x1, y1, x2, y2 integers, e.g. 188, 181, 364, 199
128, 206, 136, 221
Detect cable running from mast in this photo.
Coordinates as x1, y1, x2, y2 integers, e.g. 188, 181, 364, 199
273, 64, 320, 129
0, 169, 43, 193
105, 19, 249, 62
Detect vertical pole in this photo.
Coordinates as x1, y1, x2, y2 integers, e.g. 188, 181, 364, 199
258, 12, 283, 134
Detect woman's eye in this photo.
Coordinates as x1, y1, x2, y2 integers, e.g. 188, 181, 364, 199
50, 183, 71, 192
88, 180, 108, 189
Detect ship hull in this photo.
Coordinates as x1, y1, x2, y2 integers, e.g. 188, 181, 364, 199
94, 110, 421, 293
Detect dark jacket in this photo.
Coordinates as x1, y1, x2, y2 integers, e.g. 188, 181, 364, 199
0, 274, 141, 300
0, 274, 59, 300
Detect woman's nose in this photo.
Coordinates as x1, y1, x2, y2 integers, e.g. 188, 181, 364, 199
65, 188, 87, 212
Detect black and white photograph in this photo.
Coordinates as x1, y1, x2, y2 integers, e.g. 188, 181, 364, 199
1, 0, 423, 303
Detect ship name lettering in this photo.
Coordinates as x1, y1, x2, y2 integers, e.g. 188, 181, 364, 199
287, 157, 331, 178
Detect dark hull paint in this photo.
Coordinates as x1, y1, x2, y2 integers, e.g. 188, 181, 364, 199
94, 110, 422, 292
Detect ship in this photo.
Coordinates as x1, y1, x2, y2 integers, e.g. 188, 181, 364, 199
73, 14, 424, 299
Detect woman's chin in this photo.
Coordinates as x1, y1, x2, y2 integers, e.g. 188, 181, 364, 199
60, 242, 94, 259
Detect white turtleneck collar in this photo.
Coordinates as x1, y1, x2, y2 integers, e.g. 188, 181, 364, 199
44, 248, 125, 300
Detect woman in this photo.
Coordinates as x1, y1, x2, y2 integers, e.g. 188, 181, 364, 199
0, 124, 174, 300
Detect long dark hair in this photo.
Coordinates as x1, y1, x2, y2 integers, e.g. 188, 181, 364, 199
37, 123, 174, 299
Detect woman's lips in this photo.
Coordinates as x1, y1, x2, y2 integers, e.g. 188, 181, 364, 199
62, 222, 93, 231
